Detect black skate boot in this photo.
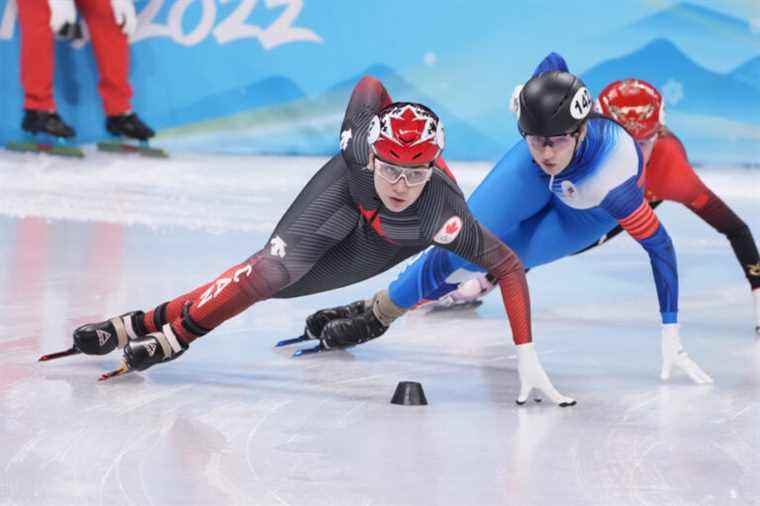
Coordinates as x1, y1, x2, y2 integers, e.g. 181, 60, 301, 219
105, 112, 155, 141
99, 112, 167, 157
22, 109, 76, 138
7, 109, 84, 157
320, 307, 388, 349
100, 325, 188, 380
38, 310, 148, 362
305, 300, 367, 339
274, 300, 366, 349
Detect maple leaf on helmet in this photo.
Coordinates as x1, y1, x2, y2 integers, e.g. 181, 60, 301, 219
367, 102, 445, 166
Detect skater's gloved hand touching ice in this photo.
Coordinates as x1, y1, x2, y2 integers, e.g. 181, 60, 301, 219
516, 343, 576, 407
660, 324, 713, 384
110, 0, 137, 37
47, 0, 77, 36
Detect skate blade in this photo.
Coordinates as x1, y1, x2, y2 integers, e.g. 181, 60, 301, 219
274, 334, 310, 348
98, 362, 133, 381
292, 343, 328, 357
97, 140, 168, 158
428, 299, 483, 313
6, 141, 84, 158
38, 347, 81, 362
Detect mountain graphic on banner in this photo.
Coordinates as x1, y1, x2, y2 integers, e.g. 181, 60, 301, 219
729, 56, 760, 90
160, 64, 504, 160
580, 38, 760, 125
165, 76, 306, 128
604, 2, 760, 72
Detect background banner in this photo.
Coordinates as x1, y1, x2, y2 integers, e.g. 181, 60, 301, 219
1, 0, 758, 162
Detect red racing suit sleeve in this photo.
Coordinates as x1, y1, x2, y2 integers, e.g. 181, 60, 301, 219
646, 133, 760, 289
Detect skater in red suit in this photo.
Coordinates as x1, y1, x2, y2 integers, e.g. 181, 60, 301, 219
17, 0, 153, 141
596, 78, 760, 333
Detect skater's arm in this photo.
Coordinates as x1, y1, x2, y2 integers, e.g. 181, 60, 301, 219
649, 135, 760, 289
440, 216, 532, 345
601, 177, 678, 323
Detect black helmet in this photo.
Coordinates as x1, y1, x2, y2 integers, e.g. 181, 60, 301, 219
517, 71, 592, 137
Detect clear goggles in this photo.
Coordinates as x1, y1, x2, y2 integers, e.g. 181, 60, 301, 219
373, 157, 433, 187
524, 132, 578, 149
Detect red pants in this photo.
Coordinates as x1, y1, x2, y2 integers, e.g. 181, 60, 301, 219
17, 0, 132, 115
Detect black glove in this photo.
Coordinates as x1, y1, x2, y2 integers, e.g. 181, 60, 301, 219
305, 300, 366, 339
319, 307, 388, 349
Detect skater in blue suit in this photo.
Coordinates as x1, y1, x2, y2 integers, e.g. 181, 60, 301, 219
300, 55, 713, 395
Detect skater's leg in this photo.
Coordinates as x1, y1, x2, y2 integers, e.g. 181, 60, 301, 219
76, 0, 132, 116
145, 251, 290, 345
18, 0, 56, 112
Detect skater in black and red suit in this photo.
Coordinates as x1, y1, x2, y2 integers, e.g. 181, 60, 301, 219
47, 76, 575, 406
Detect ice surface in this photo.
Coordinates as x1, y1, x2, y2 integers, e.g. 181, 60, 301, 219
0, 149, 758, 506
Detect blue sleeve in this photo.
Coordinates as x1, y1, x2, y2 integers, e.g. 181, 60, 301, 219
639, 227, 679, 324
389, 141, 552, 308
600, 177, 679, 324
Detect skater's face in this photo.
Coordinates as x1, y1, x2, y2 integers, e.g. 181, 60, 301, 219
371, 154, 432, 212
636, 133, 658, 165
526, 124, 587, 176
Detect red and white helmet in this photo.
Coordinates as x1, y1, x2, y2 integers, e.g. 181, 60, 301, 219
367, 102, 445, 165
596, 79, 664, 140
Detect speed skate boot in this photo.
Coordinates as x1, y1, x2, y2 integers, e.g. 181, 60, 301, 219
99, 325, 188, 381
22, 109, 76, 138
105, 112, 155, 141
274, 300, 367, 348
305, 300, 367, 339
38, 311, 148, 362
99, 112, 167, 157
7, 109, 84, 157
125, 326, 187, 370
74, 311, 148, 355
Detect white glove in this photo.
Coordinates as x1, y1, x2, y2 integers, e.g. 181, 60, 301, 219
516, 342, 576, 407
660, 324, 713, 384
752, 288, 760, 335
110, 0, 137, 37
47, 0, 77, 35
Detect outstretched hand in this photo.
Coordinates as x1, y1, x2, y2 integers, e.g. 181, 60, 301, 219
661, 324, 713, 384
516, 343, 576, 407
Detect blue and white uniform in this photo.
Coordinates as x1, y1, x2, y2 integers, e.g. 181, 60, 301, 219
388, 116, 679, 324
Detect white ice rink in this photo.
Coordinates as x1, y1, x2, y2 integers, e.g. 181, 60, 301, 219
0, 150, 759, 506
